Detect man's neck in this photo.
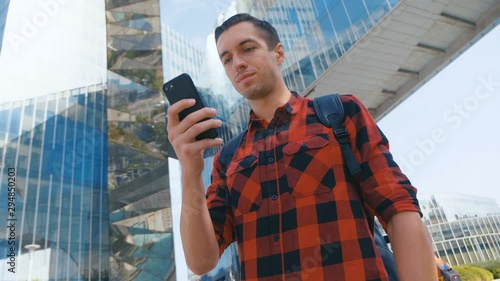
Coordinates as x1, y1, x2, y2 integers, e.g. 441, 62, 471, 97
248, 86, 291, 123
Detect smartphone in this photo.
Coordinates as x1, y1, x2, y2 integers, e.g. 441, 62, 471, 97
163, 73, 218, 140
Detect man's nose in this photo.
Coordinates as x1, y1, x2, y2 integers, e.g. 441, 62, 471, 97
232, 54, 247, 70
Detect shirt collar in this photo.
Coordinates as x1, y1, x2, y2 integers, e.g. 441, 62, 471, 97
248, 91, 303, 127
286, 91, 303, 115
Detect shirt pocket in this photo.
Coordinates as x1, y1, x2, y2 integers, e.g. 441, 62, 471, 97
282, 134, 336, 197
226, 154, 262, 217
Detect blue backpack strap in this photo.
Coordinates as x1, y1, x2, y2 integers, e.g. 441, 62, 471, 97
218, 131, 246, 206
219, 131, 246, 168
313, 94, 361, 176
314, 93, 399, 281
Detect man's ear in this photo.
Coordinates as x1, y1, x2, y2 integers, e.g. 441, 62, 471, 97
274, 43, 285, 65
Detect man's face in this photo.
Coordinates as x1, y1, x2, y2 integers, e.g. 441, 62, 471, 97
216, 22, 284, 100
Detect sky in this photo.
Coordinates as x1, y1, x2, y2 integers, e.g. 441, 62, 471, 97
378, 24, 500, 204
0, 1, 107, 101
160, 0, 232, 49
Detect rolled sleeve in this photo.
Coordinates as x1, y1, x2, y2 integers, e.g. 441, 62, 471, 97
206, 152, 235, 256
341, 95, 422, 226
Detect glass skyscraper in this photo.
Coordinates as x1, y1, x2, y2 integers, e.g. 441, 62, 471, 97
0, 85, 109, 280
105, 1, 176, 280
420, 194, 500, 267
237, 0, 400, 94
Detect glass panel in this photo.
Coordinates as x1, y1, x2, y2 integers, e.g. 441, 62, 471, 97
0, 0, 10, 54
107, 11, 147, 23
0, 87, 110, 279
106, 1, 174, 277
109, 34, 162, 51
452, 221, 464, 238
112, 18, 158, 32
298, 55, 316, 89
106, 0, 147, 10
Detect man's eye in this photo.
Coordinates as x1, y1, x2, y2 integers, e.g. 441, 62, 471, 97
223, 57, 232, 65
245, 47, 254, 52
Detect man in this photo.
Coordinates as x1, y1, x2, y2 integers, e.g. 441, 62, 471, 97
167, 13, 437, 280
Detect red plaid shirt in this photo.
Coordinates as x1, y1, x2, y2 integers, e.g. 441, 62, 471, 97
206, 92, 421, 280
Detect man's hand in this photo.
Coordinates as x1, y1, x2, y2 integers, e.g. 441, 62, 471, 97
167, 98, 223, 177
167, 98, 223, 274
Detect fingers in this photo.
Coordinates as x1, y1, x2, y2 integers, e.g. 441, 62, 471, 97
167, 99, 218, 133
167, 98, 195, 125
180, 137, 224, 156
171, 119, 223, 167
166, 99, 223, 155
170, 117, 222, 145
182, 108, 219, 134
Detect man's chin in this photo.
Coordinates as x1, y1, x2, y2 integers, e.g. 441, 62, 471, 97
240, 87, 269, 101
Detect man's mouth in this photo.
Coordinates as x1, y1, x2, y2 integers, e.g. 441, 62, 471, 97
237, 72, 255, 83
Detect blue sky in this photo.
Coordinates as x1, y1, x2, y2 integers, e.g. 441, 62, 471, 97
378, 24, 500, 204
160, 0, 231, 49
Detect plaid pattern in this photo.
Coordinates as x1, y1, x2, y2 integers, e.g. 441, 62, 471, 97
206, 92, 421, 280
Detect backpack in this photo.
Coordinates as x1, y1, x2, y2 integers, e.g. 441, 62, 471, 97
219, 93, 399, 281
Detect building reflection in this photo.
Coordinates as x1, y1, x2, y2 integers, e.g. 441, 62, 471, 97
105, 0, 176, 280
0, 85, 110, 280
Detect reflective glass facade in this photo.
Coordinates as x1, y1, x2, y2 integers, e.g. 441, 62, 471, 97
162, 25, 205, 83
0, 85, 109, 280
421, 194, 500, 267
105, 0, 176, 280
239, 0, 400, 93
0, 0, 8, 54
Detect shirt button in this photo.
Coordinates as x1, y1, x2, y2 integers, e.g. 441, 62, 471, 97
273, 235, 280, 242
271, 195, 278, 200
268, 157, 274, 163
268, 128, 274, 134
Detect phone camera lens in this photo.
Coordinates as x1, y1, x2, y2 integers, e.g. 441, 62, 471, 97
165, 84, 173, 92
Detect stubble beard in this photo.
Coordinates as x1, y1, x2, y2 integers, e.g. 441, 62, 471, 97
238, 75, 276, 101
241, 84, 269, 101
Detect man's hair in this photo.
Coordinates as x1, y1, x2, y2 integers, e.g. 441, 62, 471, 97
215, 13, 281, 50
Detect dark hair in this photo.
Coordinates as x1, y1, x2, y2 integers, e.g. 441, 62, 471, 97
215, 13, 281, 50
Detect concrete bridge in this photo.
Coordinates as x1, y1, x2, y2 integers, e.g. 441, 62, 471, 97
304, 0, 499, 120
